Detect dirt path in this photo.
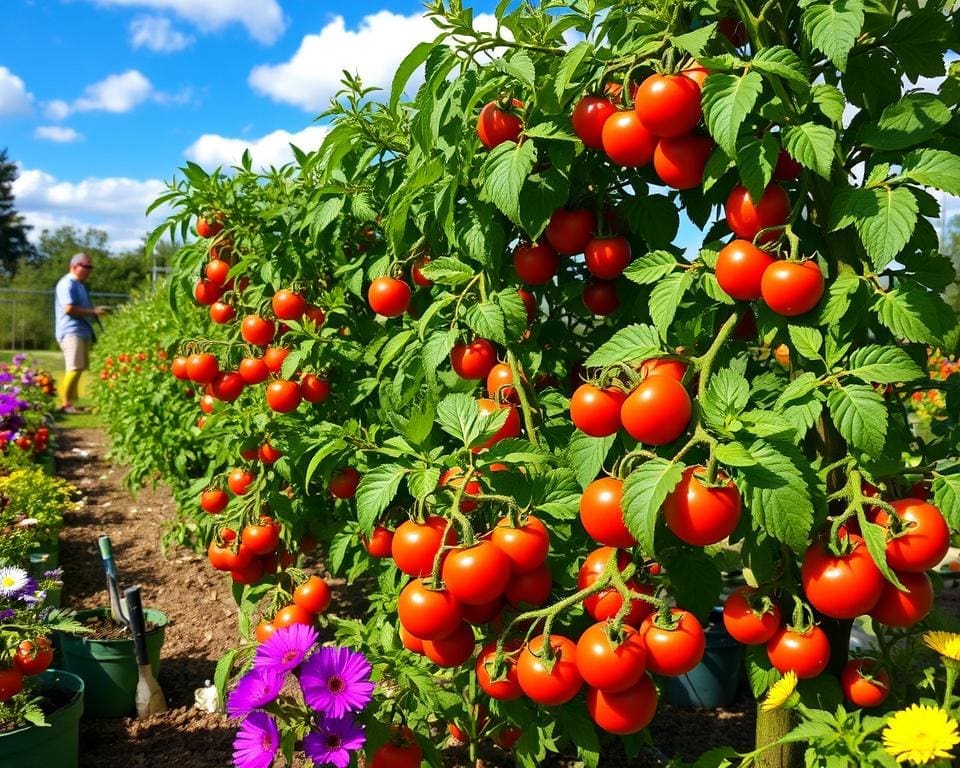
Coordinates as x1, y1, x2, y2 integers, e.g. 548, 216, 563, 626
56, 427, 237, 767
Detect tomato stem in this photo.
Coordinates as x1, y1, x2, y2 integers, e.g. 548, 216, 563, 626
507, 349, 540, 447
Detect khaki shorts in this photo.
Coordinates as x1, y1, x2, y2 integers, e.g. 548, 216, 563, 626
59, 336, 90, 371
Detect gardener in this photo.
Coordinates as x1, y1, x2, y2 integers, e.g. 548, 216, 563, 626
54, 253, 107, 414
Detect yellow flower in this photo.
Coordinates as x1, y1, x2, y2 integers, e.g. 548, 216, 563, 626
882, 704, 960, 765
761, 670, 798, 713
924, 631, 960, 663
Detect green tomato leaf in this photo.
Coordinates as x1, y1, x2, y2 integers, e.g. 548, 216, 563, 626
585, 324, 662, 367
623, 250, 678, 285
830, 187, 918, 270
479, 140, 537, 226
751, 46, 811, 90
622, 458, 684, 556
858, 94, 952, 150
702, 71, 764, 157
788, 326, 823, 361
802, 0, 865, 71
356, 463, 408, 533
846, 345, 925, 384
417, 257, 475, 286
566, 432, 616, 490
826, 384, 888, 458
874, 281, 958, 346
649, 270, 696, 340
932, 474, 960, 532
782, 123, 836, 178
899, 149, 960, 196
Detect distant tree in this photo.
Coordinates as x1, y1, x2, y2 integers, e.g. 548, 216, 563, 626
945, 215, 960, 315
0, 148, 37, 277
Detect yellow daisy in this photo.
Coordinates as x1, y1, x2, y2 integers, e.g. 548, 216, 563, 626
923, 631, 960, 663
882, 704, 960, 765
761, 670, 798, 713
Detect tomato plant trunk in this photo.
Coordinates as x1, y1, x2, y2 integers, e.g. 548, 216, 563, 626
755, 708, 802, 768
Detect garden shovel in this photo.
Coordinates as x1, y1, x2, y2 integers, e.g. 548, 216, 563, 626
124, 586, 167, 717
98, 535, 128, 627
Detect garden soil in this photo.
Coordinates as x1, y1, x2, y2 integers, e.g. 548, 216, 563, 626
55, 426, 757, 768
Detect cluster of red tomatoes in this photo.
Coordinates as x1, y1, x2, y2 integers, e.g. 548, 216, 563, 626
0, 637, 54, 703
722, 493, 949, 708
99, 350, 168, 384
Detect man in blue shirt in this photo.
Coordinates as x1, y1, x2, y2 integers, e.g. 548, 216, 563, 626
54, 253, 107, 413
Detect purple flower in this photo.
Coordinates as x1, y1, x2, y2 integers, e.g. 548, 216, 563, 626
11, 355, 26, 366
232, 712, 279, 768
226, 668, 284, 718
303, 716, 366, 768
0, 609, 15, 621
254, 623, 318, 673
299, 646, 374, 719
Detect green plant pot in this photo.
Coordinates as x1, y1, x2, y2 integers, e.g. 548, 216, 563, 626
56, 607, 167, 718
0, 669, 84, 768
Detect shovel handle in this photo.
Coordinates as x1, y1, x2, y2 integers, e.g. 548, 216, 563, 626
98, 536, 116, 577
124, 586, 150, 667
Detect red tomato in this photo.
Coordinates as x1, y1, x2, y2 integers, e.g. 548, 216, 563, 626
474, 399, 521, 451
681, 63, 710, 88
517, 288, 538, 324
869, 570, 934, 627
576, 623, 647, 692
397, 579, 462, 640
399, 624, 425, 654
514, 241, 559, 285
585, 235, 631, 280
583, 281, 620, 315
299, 373, 330, 404
439, 468, 482, 513
329, 467, 361, 499
766, 626, 830, 679
801, 534, 884, 619
266, 379, 301, 413
572, 95, 619, 149
570, 384, 625, 437
240, 315, 276, 346
370, 730, 422, 768
238, 356, 269, 385
586, 674, 658, 735
477, 100, 523, 149
411, 256, 433, 287
635, 74, 703, 138
505, 562, 552, 607
200, 488, 229, 515
663, 466, 742, 546
620, 375, 692, 445
0, 667, 24, 701
725, 184, 791, 244
639, 357, 687, 381
580, 476, 636, 548
774, 149, 803, 181
271, 289, 307, 320
262, 347, 290, 374
273, 604, 314, 629
545, 208, 595, 255
442, 541, 512, 605
653, 135, 714, 189
231, 557, 264, 585
362, 526, 394, 558
873, 499, 950, 572
255, 621, 276, 644
186, 353, 219, 384
209, 301, 236, 324
460, 596, 504, 625
840, 659, 890, 708
391, 516, 457, 577
242, 517, 281, 556
196, 215, 224, 238
211, 371, 244, 402
491, 515, 549, 573
171, 355, 190, 380
517, 634, 583, 705
486, 363, 519, 403
12, 639, 53, 677
761, 260, 825, 316
293, 575, 332, 615
368, 276, 412, 317
718, 17, 748, 46
228, 468, 254, 496
476, 641, 523, 701
715, 239, 778, 301
451, 338, 497, 380
640, 609, 706, 676
602, 111, 658, 167
193, 279, 222, 306
423, 621, 476, 667
722, 586, 781, 645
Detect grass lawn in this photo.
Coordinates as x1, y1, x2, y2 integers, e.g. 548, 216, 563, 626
0, 349, 102, 428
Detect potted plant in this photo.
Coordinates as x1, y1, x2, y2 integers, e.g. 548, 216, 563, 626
0, 566, 86, 768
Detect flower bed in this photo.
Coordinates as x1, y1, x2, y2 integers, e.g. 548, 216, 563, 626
0, 355, 57, 473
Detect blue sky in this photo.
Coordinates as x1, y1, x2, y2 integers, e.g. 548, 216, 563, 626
1, 0, 472, 251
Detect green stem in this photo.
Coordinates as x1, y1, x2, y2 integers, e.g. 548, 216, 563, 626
507, 349, 539, 447
694, 312, 740, 399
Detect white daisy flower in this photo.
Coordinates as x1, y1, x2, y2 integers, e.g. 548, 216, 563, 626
0, 567, 30, 596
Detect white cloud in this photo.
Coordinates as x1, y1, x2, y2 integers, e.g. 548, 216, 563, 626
130, 16, 193, 51
34, 126, 83, 143
184, 126, 330, 171
44, 70, 156, 119
0, 67, 34, 116
86, 0, 284, 44
13, 167, 170, 252
248, 11, 446, 112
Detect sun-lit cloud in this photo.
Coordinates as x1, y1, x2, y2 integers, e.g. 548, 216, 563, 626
130, 16, 194, 51
34, 126, 83, 143
183, 126, 330, 171
0, 67, 34, 116
13, 167, 170, 252
44, 70, 154, 119
84, 0, 285, 44
248, 11, 497, 112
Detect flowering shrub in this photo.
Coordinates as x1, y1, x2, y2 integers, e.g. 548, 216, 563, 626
0, 469, 76, 567
907, 349, 960, 428
0, 355, 56, 468
0, 566, 85, 727
225, 624, 373, 768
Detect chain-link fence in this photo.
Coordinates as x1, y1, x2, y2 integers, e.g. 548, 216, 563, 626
0, 288, 129, 351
